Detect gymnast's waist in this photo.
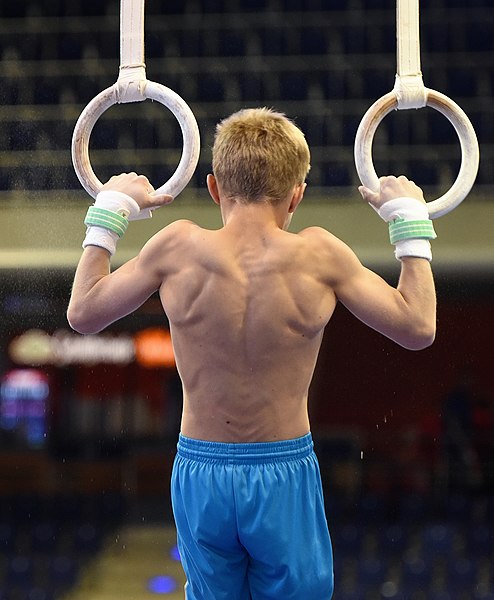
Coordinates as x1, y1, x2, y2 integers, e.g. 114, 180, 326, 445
176, 432, 314, 464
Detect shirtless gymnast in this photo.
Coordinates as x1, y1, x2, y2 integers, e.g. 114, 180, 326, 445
67, 107, 436, 600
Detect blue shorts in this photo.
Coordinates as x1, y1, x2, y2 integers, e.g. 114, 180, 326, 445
171, 433, 334, 600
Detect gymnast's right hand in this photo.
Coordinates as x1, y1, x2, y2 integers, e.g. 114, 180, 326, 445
358, 175, 425, 210
102, 172, 174, 212
358, 175, 435, 262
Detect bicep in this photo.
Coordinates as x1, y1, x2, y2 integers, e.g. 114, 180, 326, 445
98, 253, 163, 314
304, 226, 435, 349
334, 260, 403, 329
328, 243, 419, 345
69, 220, 196, 334
302, 228, 403, 330
68, 244, 164, 334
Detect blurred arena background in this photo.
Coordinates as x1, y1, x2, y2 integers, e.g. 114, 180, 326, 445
0, 1, 493, 599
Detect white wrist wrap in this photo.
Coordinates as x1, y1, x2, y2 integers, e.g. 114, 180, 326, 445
394, 239, 432, 262
377, 197, 429, 222
377, 197, 436, 262
82, 226, 119, 256
94, 190, 141, 220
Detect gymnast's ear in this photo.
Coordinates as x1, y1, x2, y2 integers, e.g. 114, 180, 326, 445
207, 174, 221, 205
288, 182, 306, 214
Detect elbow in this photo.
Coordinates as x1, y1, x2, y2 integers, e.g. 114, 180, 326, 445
67, 304, 101, 336
400, 323, 436, 351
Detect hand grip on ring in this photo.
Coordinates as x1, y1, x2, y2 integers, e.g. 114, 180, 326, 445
71, 80, 200, 206
354, 88, 479, 219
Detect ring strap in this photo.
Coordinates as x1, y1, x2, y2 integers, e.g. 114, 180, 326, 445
394, 0, 427, 109
120, 0, 145, 70
117, 0, 147, 103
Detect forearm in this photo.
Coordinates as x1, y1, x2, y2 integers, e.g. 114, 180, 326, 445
363, 180, 437, 348
67, 177, 171, 334
67, 247, 114, 333
337, 258, 436, 351
395, 256, 436, 348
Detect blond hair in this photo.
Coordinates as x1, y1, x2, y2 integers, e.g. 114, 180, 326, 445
212, 107, 310, 203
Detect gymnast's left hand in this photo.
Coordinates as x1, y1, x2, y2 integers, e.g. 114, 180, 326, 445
102, 172, 174, 211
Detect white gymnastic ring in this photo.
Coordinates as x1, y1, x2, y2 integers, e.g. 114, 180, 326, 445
71, 80, 200, 199
354, 89, 479, 218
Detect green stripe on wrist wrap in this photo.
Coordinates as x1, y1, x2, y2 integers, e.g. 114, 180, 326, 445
388, 218, 437, 245
84, 206, 128, 237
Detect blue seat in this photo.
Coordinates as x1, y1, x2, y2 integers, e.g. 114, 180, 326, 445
357, 557, 387, 586
484, 495, 494, 523
321, 70, 347, 100
466, 525, 493, 558
0, 75, 20, 105
398, 493, 431, 522
465, 21, 494, 51
422, 523, 456, 557
0, 522, 16, 554
299, 27, 328, 55
447, 557, 477, 589
447, 68, 478, 98
198, 0, 226, 13
178, 30, 204, 58
237, 72, 265, 102
194, 161, 210, 188
442, 492, 473, 521
17, 33, 42, 60
335, 592, 361, 600
34, 79, 60, 105
341, 115, 362, 146
95, 31, 119, 59
219, 31, 246, 57
96, 492, 126, 526
362, 69, 392, 101
32, 522, 58, 554
155, 0, 187, 14
473, 591, 494, 600
428, 592, 454, 600
77, 0, 106, 16
408, 162, 441, 187
0, 2, 27, 17
57, 33, 83, 60
341, 24, 366, 54
6, 555, 35, 588
50, 555, 79, 590
145, 32, 164, 59
259, 27, 287, 56
359, 0, 392, 9
239, 0, 270, 10
401, 556, 432, 589
279, 72, 309, 101
73, 523, 103, 556
322, 161, 353, 187
332, 524, 363, 557
376, 22, 397, 53
379, 524, 409, 556
357, 493, 390, 524
196, 74, 226, 102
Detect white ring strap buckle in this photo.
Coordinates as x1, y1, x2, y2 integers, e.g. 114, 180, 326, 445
71, 0, 200, 213
354, 0, 479, 218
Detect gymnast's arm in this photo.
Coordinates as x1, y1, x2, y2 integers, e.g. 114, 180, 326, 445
67, 173, 173, 334
67, 237, 164, 335
319, 176, 436, 350
328, 241, 436, 350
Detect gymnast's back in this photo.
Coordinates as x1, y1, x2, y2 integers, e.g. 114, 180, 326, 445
155, 214, 338, 444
